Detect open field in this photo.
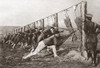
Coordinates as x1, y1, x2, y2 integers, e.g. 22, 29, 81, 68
0, 40, 100, 68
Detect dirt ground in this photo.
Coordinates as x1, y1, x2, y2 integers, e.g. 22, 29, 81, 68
0, 41, 100, 68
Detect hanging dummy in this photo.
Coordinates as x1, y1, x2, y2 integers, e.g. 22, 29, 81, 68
74, 4, 83, 34
48, 15, 54, 26
39, 19, 44, 30
26, 25, 31, 33
52, 14, 55, 27
23, 27, 25, 32
64, 10, 74, 33
35, 21, 38, 28
64, 10, 77, 42
46, 17, 51, 29
29, 23, 33, 29
33, 22, 35, 29
38, 20, 41, 29
51, 13, 58, 27
74, 3, 84, 52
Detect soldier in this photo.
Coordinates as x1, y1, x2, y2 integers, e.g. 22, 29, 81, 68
23, 33, 60, 59
84, 14, 100, 66
37, 27, 57, 43
31, 28, 42, 50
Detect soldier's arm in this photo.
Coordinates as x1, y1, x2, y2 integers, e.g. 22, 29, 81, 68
96, 23, 100, 29
95, 23, 100, 34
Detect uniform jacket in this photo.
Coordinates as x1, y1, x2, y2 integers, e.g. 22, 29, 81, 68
84, 19, 100, 43
43, 34, 58, 46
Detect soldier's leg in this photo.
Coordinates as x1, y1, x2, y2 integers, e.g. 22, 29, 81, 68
12, 43, 16, 49
5, 41, 8, 44
32, 39, 37, 51
7, 40, 10, 44
47, 45, 58, 57
92, 43, 97, 66
37, 34, 44, 43
30, 41, 35, 52
91, 50, 95, 65
23, 41, 46, 59
93, 49, 97, 66
20, 42, 23, 48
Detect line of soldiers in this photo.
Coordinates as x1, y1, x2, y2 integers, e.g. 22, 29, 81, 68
2, 26, 67, 59
23, 27, 61, 59
3, 28, 41, 49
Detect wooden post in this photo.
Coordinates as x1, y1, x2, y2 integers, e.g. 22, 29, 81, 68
21, 27, 22, 32
36, 21, 39, 28
15, 29, 17, 33
24, 26, 26, 32
54, 13, 58, 31
18, 29, 19, 32
42, 19, 44, 30
16, 28, 18, 33
55, 13, 58, 27
15, 29, 16, 33
27, 25, 31, 30
81, 1, 87, 52
33, 22, 35, 29
40, 19, 44, 30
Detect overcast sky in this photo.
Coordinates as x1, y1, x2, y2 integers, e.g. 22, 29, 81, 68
0, 0, 81, 26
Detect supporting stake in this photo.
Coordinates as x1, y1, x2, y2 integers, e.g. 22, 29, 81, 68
81, 1, 87, 54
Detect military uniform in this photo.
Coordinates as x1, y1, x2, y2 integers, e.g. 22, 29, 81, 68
23, 34, 59, 59
84, 14, 100, 66
37, 27, 56, 43
43, 34, 58, 46
85, 21, 98, 49
32, 30, 41, 49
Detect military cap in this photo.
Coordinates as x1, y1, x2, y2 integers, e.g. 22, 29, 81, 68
86, 14, 93, 18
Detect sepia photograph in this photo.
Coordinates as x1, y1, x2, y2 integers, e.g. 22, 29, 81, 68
0, 0, 100, 68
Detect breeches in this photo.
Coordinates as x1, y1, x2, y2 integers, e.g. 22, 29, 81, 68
85, 42, 97, 51
32, 41, 46, 55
